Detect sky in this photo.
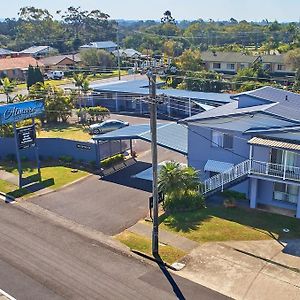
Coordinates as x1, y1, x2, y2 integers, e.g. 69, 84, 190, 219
1, 0, 300, 22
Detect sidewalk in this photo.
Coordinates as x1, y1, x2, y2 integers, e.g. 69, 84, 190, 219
0, 170, 18, 186
128, 221, 199, 252
177, 239, 300, 300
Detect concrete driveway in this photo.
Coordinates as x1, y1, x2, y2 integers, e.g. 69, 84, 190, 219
178, 239, 300, 300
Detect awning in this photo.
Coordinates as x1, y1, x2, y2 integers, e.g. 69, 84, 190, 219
204, 160, 233, 173
92, 123, 188, 155
193, 102, 215, 111
248, 137, 300, 151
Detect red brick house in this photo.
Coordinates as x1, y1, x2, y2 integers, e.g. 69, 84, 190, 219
0, 56, 44, 80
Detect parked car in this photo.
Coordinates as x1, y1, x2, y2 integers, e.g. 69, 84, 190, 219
45, 70, 64, 80
89, 119, 129, 135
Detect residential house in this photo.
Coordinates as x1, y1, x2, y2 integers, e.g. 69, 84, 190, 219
80, 41, 118, 52
0, 56, 44, 80
91, 79, 232, 117
0, 48, 18, 58
201, 51, 294, 76
181, 86, 300, 218
261, 54, 294, 76
19, 46, 56, 58
112, 48, 141, 59
40, 54, 81, 71
201, 51, 256, 74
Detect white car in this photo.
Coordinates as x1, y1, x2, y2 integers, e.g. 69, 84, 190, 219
89, 119, 129, 135
45, 71, 64, 80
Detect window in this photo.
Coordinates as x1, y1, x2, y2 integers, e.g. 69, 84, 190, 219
227, 63, 235, 70
212, 130, 233, 149
273, 183, 298, 204
240, 64, 246, 69
213, 63, 221, 69
277, 64, 285, 71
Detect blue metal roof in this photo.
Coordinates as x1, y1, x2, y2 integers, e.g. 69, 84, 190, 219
92, 123, 187, 155
92, 79, 232, 104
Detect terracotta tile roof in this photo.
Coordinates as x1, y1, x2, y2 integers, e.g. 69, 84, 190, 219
0, 56, 44, 71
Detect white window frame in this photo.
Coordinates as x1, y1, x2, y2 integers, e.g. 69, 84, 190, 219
227, 63, 235, 70
211, 130, 233, 149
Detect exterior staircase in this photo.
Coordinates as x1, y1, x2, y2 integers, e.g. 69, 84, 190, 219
201, 160, 250, 196
201, 159, 300, 196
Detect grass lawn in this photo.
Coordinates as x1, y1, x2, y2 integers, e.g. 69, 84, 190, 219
8, 165, 88, 190
115, 231, 186, 264
38, 124, 91, 141
0, 161, 89, 198
156, 206, 300, 243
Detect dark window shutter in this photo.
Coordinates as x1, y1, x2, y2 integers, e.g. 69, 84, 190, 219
223, 134, 233, 149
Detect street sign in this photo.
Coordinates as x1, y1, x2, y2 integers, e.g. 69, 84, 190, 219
149, 191, 165, 209
0, 100, 44, 125
16, 125, 36, 150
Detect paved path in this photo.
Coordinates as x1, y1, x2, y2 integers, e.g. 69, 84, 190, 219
0, 170, 18, 186
178, 239, 300, 300
0, 201, 229, 300
128, 222, 199, 252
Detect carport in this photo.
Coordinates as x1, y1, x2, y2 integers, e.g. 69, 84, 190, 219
92, 123, 187, 166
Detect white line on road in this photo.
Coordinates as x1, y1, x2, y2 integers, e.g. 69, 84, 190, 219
0, 288, 16, 300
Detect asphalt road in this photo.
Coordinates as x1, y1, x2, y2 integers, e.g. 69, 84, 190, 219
31, 145, 185, 236
0, 202, 229, 300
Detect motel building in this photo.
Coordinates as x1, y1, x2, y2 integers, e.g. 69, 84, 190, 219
182, 86, 300, 219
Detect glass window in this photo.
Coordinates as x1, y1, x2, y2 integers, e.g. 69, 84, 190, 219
273, 182, 298, 204
212, 131, 223, 147
213, 63, 221, 69
212, 130, 233, 149
227, 63, 235, 70
223, 134, 233, 149
277, 64, 285, 71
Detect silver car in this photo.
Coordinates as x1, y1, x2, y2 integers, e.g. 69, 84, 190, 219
89, 119, 129, 135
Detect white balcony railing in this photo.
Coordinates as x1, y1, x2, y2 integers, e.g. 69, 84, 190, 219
251, 160, 300, 182
201, 159, 300, 195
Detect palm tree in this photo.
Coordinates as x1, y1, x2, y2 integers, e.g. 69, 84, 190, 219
1, 78, 16, 103
73, 73, 88, 122
158, 161, 185, 197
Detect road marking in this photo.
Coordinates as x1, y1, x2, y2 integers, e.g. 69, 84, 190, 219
0, 289, 16, 300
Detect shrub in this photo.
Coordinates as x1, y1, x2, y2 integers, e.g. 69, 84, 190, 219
101, 154, 124, 168
5, 154, 16, 161
164, 190, 205, 212
59, 155, 73, 163
221, 190, 247, 200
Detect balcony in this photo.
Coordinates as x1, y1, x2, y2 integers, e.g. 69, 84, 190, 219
250, 160, 300, 183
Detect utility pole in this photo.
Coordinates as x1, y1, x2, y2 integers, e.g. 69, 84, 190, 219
117, 23, 121, 81
147, 70, 159, 256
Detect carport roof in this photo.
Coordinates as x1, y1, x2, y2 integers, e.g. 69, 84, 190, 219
92, 123, 188, 155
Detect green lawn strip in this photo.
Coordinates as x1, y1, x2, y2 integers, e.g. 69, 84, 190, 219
155, 206, 300, 243
11, 166, 88, 190
115, 231, 186, 265
0, 179, 33, 199
38, 124, 91, 141
0, 161, 88, 192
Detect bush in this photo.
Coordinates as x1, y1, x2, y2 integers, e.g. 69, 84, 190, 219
164, 191, 205, 212
59, 155, 73, 163
5, 154, 16, 161
101, 154, 124, 168
221, 190, 247, 200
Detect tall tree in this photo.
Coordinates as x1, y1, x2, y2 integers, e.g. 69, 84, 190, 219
0, 77, 15, 103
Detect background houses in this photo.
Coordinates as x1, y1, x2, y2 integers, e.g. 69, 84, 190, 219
40, 54, 81, 71
80, 41, 118, 52
201, 51, 294, 76
0, 56, 43, 80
